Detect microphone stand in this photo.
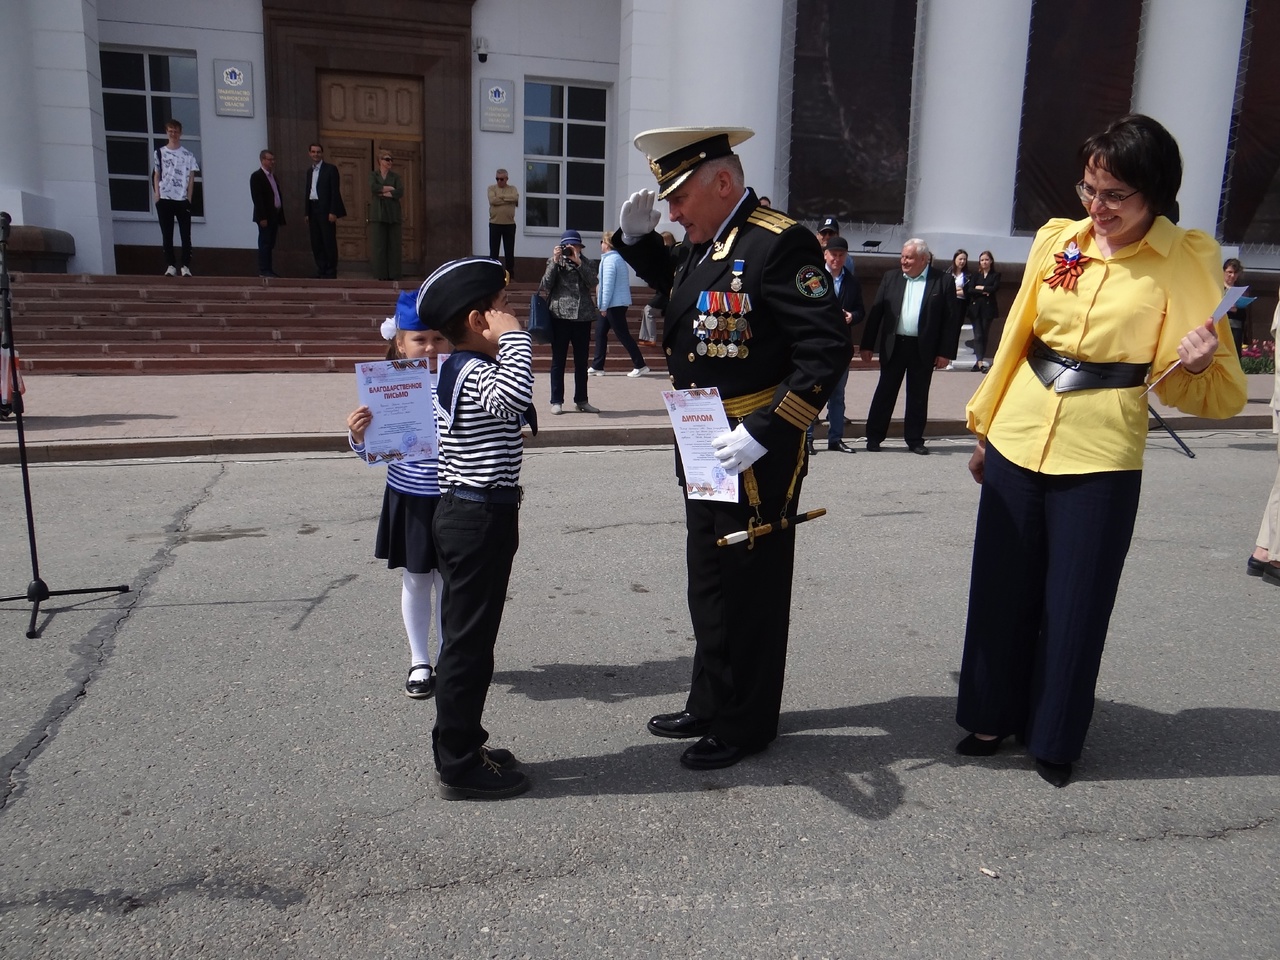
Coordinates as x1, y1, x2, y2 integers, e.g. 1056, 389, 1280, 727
0, 211, 129, 638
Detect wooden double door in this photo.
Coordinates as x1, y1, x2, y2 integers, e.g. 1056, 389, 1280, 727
319, 72, 424, 273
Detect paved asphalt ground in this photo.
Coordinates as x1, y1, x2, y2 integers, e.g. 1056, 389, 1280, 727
0, 414, 1277, 956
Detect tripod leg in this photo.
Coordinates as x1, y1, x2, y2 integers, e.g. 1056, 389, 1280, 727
1148, 404, 1195, 459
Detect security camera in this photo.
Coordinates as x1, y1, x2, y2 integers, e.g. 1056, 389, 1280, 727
474, 37, 489, 63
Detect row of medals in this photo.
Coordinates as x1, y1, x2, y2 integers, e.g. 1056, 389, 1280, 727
693, 314, 752, 358
694, 272, 752, 359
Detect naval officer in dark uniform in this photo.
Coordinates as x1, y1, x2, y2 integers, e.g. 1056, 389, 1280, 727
612, 127, 851, 769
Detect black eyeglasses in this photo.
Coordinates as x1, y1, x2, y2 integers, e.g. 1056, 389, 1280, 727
1075, 181, 1139, 210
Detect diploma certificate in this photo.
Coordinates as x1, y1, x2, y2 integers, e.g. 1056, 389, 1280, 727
663, 387, 738, 503
354, 357, 443, 464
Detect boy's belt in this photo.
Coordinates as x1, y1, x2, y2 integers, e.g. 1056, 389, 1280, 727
444, 485, 523, 504
1027, 338, 1149, 393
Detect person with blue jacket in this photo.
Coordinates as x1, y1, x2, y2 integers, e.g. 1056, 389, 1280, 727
589, 234, 650, 377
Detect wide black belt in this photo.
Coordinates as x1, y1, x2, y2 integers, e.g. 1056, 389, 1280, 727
444, 485, 522, 504
1027, 338, 1149, 393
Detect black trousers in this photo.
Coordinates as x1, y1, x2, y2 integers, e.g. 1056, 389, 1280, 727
489, 222, 516, 278
156, 198, 192, 268
307, 203, 338, 278
682, 432, 804, 749
256, 220, 279, 275
548, 316, 591, 404
431, 494, 520, 781
956, 443, 1142, 763
865, 334, 935, 446
592, 305, 646, 370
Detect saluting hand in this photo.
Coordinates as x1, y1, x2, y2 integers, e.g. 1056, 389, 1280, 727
1177, 319, 1219, 374
619, 189, 660, 239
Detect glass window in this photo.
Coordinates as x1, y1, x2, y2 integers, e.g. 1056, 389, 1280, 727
526, 197, 559, 229
100, 51, 145, 90
525, 161, 561, 195
567, 87, 606, 122
524, 81, 607, 235
100, 48, 202, 216
525, 82, 563, 119
566, 161, 604, 197
523, 120, 562, 158
567, 123, 605, 160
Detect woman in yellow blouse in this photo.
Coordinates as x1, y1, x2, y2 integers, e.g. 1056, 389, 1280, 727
954, 115, 1247, 788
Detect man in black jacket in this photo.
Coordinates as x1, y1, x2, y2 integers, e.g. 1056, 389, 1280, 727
613, 126, 850, 770
249, 149, 285, 277
303, 143, 346, 279
859, 238, 958, 454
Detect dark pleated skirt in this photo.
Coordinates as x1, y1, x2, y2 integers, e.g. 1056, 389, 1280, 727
374, 487, 439, 573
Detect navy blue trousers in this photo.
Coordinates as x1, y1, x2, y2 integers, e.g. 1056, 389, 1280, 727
956, 443, 1142, 763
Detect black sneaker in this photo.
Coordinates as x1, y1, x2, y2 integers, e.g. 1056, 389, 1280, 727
405, 664, 435, 700
438, 756, 530, 800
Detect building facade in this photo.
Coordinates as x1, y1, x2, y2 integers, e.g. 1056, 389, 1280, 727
2, 0, 1275, 280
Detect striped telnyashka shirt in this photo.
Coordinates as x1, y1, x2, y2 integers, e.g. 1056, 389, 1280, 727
436, 331, 533, 489
349, 436, 440, 497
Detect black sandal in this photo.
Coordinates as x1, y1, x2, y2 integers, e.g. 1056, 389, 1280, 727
405, 663, 435, 700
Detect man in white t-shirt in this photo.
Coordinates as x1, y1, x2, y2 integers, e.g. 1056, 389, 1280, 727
152, 119, 199, 277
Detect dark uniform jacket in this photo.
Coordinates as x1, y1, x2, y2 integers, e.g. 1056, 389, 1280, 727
613, 190, 851, 455
860, 265, 959, 364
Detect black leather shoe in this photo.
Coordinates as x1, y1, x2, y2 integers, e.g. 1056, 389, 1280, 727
956, 733, 1007, 757
805, 438, 817, 456
827, 441, 856, 454
907, 444, 930, 456
405, 664, 435, 700
1247, 555, 1268, 577
866, 440, 881, 452
1035, 758, 1073, 788
1263, 565, 1280, 587
647, 711, 711, 739
679, 735, 763, 770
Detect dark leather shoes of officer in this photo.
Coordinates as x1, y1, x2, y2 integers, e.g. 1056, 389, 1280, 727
827, 441, 856, 454
679, 735, 764, 770
647, 710, 712, 739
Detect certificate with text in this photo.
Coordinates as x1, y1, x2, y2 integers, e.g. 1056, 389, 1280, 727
354, 357, 443, 464
663, 387, 738, 503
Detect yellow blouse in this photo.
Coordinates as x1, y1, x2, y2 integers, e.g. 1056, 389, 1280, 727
966, 216, 1247, 473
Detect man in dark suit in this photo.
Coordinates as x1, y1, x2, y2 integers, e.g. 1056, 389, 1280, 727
249, 149, 285, 277
613, 127, 851, 770
859, 238, 958, 454
807, 234, 864, 454
304, 142, 346, 278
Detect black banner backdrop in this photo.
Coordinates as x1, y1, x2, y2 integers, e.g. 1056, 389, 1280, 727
1012, 0, 1143, 233
788, 0, 917, 225
1221, 0, 1280, 246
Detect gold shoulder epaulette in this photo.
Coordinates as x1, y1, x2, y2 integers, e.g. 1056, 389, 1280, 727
747, 208, 796, 234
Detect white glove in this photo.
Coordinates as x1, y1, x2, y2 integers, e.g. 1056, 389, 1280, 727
619, 189, 660, 241
710, 424, 768, 476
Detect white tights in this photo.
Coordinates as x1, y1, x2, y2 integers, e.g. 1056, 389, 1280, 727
401, 569, 443, 669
